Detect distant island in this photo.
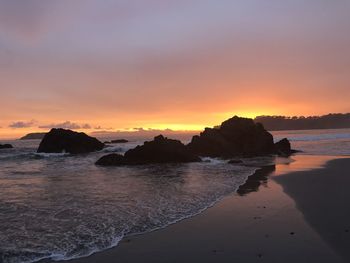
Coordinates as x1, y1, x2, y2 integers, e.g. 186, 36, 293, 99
255, 113, 350, 131
20, 132, 47, 140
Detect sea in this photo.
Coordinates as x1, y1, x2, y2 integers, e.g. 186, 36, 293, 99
0, 128, 349, 263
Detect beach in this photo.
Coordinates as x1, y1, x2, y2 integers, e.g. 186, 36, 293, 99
47, 155, 349, 263
1, 1, 350, 262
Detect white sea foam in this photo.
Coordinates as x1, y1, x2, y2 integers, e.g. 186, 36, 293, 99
0, 155, 261, 263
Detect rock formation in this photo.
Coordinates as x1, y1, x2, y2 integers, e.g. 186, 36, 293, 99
187, 116, 275, 157
274, 138, 299, 156
96, 117, 297, 166
37, 128, 104, 154
96, 135, 200, 165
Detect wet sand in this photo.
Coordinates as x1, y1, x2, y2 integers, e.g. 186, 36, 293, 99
50, 155, 350, 263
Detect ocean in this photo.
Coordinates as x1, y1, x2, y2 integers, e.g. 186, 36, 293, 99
0, 128, 349, 263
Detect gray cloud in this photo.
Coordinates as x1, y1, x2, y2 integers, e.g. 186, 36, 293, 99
38, 121, 91, 130
9, 120, 36, 128
81, 123, 92, 129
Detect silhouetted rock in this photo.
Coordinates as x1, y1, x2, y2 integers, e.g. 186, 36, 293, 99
37, 128, 104, 154
0, 144, 13, 149
104, 139, 129, 144
20, 133, 47, 140
274, 138, 292, 156
125, 135, 201, 163
228, 159, 243, 164
96, 135, 201, 166
96, 116, 299, 165
187, 116, 275, 157
95, 154, 127, 166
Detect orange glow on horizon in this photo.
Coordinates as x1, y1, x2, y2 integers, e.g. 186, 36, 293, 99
0, 109, 286, 140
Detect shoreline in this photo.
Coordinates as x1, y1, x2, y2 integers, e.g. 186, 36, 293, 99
274, 157, 350, 262
42, 154, 350, 263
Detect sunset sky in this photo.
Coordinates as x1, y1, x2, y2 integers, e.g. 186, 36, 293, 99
1, 0, 350, 138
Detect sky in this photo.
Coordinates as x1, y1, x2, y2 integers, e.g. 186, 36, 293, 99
1, 0, 350, 139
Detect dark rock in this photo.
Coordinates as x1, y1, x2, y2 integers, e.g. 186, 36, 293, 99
104, 139, 129, 144
125, 135, 201, 164
274, 138, 291, 155
274, 138, 299, 156
228, 159, 243, 164
96, 135, 201, 166
111, 139, 129, 144
20, 133, 47, 140
187, 116, 275, 157
0, 144, 13, 149
37, 128, 104, 154
96, 116, 299, 165
95, 154, 127, 166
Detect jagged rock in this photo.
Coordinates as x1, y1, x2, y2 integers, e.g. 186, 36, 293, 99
37, 128, 104, 154
274, 138, 291, 155
125, 135, 200, 163
0, 144, 13, 149
96, 135, 201, 166
96, 116, 299, 165
187, 116, 275, 157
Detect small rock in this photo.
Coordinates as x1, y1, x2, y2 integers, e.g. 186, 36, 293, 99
0, 144, 13, 149
96, 135, 201, 166
105, 139, 129, 144
228, 159, 243, 164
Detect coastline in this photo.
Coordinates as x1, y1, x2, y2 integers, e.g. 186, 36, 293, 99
43, 155, 349, 263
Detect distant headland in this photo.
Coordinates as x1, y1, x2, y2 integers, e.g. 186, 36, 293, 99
255, 113, 350, 131
20, 133, 47, 140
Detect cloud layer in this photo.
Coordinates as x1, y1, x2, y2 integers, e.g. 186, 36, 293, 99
9, 120, 36, 128
38, 121, 91, 130
1, 0, 349, 138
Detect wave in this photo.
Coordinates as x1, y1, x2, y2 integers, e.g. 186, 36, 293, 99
0, 151, 70, 161
0, 158, 268, 263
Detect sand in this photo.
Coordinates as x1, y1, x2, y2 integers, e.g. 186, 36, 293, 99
48, 155, 350, 263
